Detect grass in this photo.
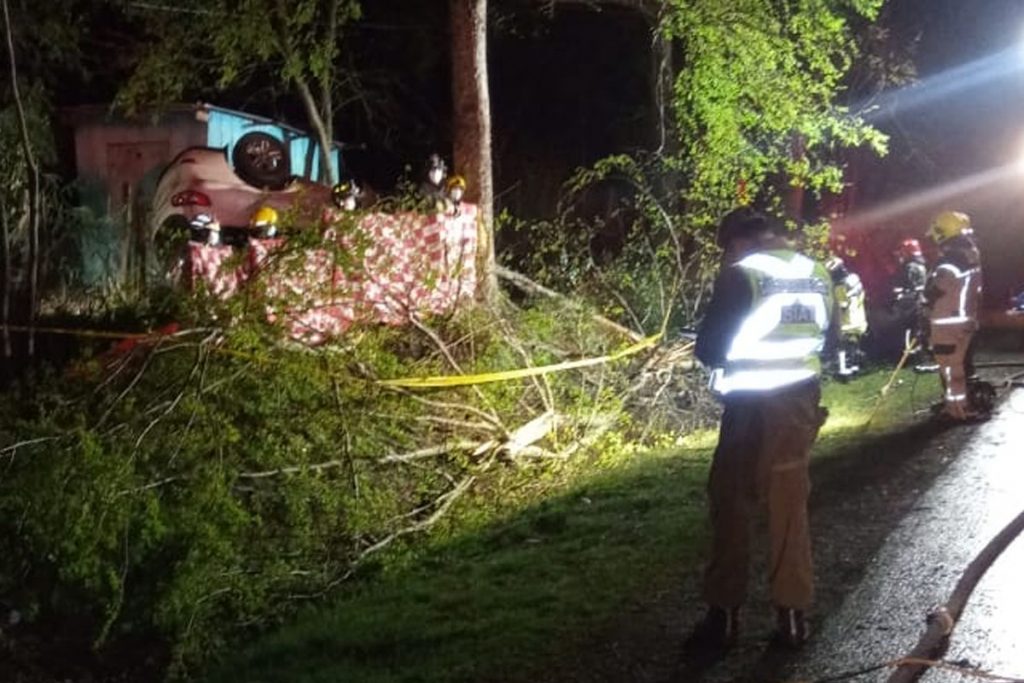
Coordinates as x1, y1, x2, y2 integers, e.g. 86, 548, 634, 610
202, 366, 941, 683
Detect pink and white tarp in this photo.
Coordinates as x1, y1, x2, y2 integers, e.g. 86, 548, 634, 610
184, 206, 478, 343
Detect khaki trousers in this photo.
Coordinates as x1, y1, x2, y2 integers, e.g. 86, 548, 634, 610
930, 322, 976, 419
703, 380, 825, 611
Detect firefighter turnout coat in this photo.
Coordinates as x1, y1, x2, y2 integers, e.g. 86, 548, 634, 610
926, 236, 982, 418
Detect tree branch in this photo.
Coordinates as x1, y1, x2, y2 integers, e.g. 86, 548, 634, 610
496, 265, 644, 342
2, 0, 41, 360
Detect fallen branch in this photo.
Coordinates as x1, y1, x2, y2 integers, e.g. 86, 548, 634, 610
496, 265, 644, 342
384, 388, 506, 430
116, 475, 183, 497
349, 475, 476, 568
409, 314, 507, 430
0, 435, 61, 458
499, 410, 558, 457
499, 317, 555, 413
234, 441, 485, 480
410, 414, 499, 434
288, 473, 481, 600
887, 508, 1024, 683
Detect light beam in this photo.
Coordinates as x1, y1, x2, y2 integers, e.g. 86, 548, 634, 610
836, 161, 1024, 232
855, 48, 1024, 120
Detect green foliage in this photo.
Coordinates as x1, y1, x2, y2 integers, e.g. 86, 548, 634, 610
0, 91, 84, 292
663, 0, 888, 220
200, 366, 937, 683
0, 277, 674, 675
116, 0, 359, 108
501, 1, 890, 338
500, 152, 721, 334
1, 0, 87, 92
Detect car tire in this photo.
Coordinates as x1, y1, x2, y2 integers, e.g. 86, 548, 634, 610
232, 132, 290, 190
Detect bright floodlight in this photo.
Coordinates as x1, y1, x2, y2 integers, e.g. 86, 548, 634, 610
1015, 135, 1024, 173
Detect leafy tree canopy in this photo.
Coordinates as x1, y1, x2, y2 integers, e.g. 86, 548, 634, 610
661, 0, 889, 222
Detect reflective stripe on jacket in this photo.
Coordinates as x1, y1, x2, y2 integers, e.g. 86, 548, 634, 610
928, 261, 981, 327
712, 250, 833, 395
835, 272, 867, 335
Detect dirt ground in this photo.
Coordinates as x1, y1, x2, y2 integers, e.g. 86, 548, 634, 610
523, 372, 1014, 683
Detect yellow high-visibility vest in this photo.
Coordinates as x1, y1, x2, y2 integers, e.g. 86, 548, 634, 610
711, 250, 834, 395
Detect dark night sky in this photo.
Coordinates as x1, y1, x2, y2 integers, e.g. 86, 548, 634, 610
892, 0, 1024, 174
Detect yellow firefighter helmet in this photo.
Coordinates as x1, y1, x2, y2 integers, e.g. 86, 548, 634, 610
250, 205, 279, 228
928, 210, 971, 244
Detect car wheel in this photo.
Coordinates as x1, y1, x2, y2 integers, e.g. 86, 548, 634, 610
232, 132, 291, 190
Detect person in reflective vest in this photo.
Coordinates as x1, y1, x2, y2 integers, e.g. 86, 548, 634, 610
925, 211, 982, 421
686, 207, 837, 655
826, 255, 867, 377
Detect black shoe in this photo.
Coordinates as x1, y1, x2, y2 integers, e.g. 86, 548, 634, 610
684, 606, 739, 656
771, 608, 809, 649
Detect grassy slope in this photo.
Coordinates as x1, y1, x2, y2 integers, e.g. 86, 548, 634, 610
203, 367, 939, 683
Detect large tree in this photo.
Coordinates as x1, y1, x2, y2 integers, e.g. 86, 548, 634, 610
116, 0, 362, 184
451, 0, 496, 300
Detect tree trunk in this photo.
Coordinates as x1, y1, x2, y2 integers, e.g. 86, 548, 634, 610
785, 133, 806, 222
651, 16, 674, 155
1, 207, 10, 360
272, 0, 336, 185
296, 77, 337, 185
319, 0, 338, 183
450, 0, 496, 302
3, 0, 39, 361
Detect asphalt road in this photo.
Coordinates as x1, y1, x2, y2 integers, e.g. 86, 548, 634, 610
787, 386, 1024, 683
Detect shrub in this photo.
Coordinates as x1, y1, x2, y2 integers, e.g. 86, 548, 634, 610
0, 287, 712, 677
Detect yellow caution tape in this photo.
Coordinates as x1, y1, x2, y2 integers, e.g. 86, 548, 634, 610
2, 324, 667, 390
379, 332, 663, 389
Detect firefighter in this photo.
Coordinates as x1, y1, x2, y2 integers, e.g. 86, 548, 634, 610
446, 175, 467, 214
686, 208, 837, 655
250, 206, 280, 239
419, 153, 449, 212
893, 238, 927, 302
190, 213, 222, 246
332, 180, 361, 212
925, 211, 983, 421
892, 237, 929, 358
826, 255, 867, 377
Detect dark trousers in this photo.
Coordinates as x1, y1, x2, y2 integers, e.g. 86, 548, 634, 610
703, 380, 825, 611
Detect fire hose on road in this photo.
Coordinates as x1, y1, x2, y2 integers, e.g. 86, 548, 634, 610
886, 507, 1024, 683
